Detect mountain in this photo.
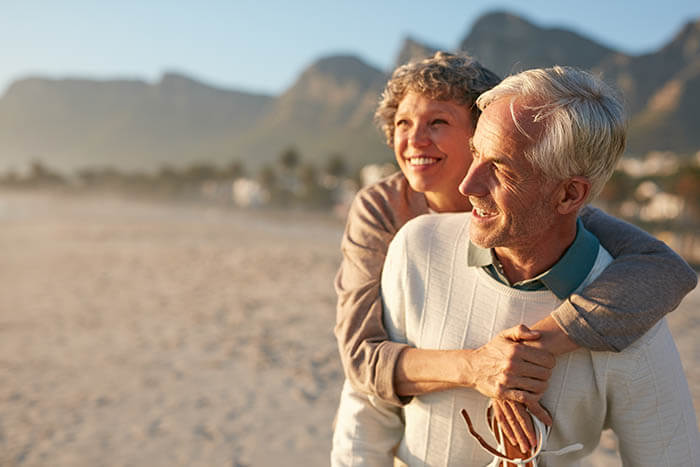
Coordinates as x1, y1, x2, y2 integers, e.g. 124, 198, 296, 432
456, 12, 700, 155
594, 20, 700, 153
394, 37, 440, 68
460, 12, 615, 78
0, 73, 273, 171
228, 55, 391, 171
0, 57, 393, 173
0, 12, 698, 174
594, 20, 700, 114
625, 57, 700, 153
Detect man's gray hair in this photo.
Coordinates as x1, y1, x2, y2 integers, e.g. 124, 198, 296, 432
476, 66, 626, 201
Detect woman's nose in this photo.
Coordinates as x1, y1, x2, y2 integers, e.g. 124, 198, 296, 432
408, 123, 430, 147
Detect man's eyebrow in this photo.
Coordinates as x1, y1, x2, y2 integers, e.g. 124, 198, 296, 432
469, 138, 507, 166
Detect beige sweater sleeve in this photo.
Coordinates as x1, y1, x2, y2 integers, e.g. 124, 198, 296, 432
333, 173, 428, 406
552, 205, 698, 351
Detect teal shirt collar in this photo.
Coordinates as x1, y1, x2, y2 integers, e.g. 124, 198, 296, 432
467, 218, 600, 299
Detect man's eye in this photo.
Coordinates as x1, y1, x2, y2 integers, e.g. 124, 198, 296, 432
431, 119, 447, 125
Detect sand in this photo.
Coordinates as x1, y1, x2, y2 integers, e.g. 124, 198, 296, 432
0, 192, 697, 466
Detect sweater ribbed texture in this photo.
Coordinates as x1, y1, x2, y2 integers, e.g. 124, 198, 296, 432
332, 213, 699, 467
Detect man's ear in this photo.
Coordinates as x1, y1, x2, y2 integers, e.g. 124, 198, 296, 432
555, 176, 591, 215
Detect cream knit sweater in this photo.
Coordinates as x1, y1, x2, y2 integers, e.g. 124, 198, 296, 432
332, 213, 699, 467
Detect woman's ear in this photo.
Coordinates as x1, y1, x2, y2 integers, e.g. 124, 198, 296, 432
556, 176, 591, 215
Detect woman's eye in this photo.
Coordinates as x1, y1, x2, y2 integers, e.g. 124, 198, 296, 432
395, 119, 408, 127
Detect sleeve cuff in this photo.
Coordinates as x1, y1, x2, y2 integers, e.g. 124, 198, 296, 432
551, 299, 617, 352
374, 341, 413, 407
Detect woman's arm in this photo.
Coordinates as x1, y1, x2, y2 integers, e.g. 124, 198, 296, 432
334, 181, 422, 406
552, 205, 697, 351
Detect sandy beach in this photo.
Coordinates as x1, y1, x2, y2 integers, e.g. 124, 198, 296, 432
1, 192, 697, 466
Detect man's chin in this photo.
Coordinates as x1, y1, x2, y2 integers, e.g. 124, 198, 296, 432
468, 231, 495, 249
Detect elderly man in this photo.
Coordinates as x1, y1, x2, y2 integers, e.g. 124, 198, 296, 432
331, 67, 699, 466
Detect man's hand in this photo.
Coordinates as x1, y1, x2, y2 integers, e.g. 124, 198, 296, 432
464, 325, 555, 424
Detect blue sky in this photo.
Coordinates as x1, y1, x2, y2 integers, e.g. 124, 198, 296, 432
1, 0, 698, 96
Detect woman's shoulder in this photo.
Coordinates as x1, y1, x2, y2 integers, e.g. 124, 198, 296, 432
349, 171, 428, 230
356, 171, 413, 203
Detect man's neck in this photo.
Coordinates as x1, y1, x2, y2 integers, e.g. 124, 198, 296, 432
494, 218, 578, 284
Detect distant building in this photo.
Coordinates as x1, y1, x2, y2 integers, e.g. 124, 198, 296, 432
618, 151, 680, 177
639, 192, 685, 222
360, 163, 397, 187
232, 179, 269, 208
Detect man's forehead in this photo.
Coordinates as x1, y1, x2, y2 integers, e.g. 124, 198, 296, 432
473, 97, 543, 152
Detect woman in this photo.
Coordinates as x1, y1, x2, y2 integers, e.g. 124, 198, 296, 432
334, 52, 697, 454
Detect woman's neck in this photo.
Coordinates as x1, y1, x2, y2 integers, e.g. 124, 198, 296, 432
424, 191, 472, 213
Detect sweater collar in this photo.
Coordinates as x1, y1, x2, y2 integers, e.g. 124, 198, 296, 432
467, 218, 600, 299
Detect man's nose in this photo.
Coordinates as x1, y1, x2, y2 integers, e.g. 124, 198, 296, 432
459, 160, 488, 197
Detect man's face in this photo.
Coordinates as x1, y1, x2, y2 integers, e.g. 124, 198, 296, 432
459, 97, 558, 250
393, 91, 474, 203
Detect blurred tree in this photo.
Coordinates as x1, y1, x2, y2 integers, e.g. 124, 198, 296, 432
299, 163, 317, 191
224, 160, 246, 179
298, 162, 333, 208
258, 164, 278, 193
28, 160, 65, 186
0, 169, 19, 186
279, 147, 300, 171
326, 153, 347, 178
674, 165, 700, 219
157, 164, 178, 180
598, 170, 636, 207
183, 163, 218, 181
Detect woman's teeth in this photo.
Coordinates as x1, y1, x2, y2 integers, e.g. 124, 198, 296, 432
409, 157, 437, 166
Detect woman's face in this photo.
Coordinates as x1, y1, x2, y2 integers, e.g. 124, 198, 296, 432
393, 91, 474, 211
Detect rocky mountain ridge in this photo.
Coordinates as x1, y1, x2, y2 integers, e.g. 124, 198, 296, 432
1, 11, 698, 173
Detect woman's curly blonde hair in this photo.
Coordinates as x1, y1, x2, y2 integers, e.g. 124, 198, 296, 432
374, 51, 501, 146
